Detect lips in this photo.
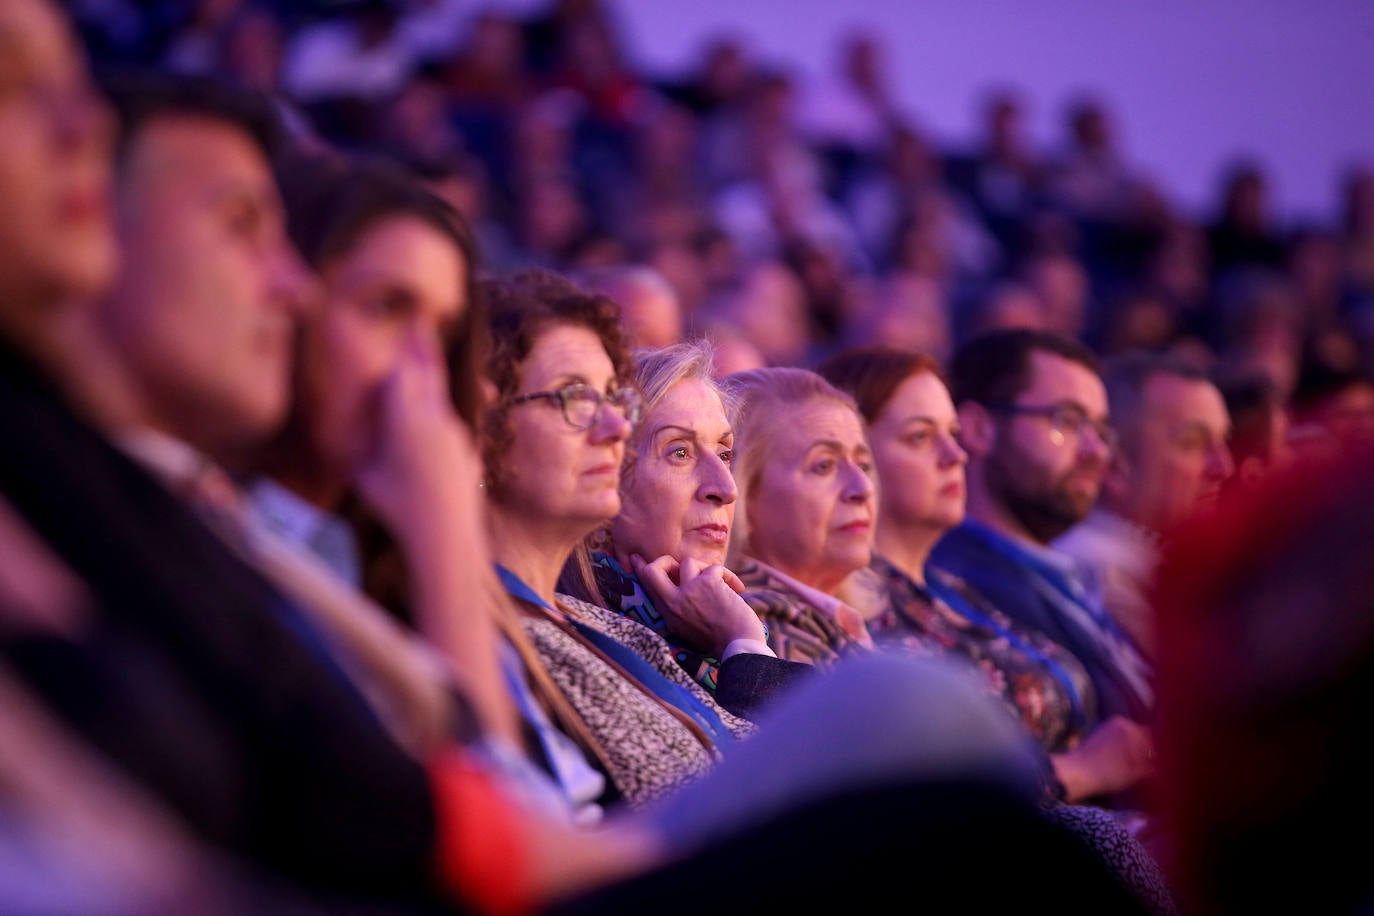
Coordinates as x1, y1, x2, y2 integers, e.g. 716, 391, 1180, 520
57, 186, 110, 226
583, 463, 620, 477
837, 519, 871, 534
689, 523, 730, 544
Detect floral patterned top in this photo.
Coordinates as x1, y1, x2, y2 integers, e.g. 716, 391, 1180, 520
734, 557, 872, 668
861, 554, 1098, 752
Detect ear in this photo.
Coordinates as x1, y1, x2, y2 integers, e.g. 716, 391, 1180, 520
956, 401, 996, 457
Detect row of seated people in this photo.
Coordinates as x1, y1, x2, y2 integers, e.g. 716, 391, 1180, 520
5, 4, 1367, 913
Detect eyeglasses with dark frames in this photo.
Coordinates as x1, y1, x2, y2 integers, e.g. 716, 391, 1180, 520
509, 382, 644, 430
982, 401, 1118, 451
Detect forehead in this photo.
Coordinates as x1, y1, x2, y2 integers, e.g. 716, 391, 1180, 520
1021, 350, 1107, 414
336, 215, 467, 317
647, 378, 729, 433
123, 116, 275, 204
1141, 373, 1230, 432
771, 397, 867, 451
881, 371, 954, 422
520, 322, 614, 387
0, 0, 78, 70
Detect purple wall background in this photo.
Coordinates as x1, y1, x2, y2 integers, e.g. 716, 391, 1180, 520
567, 0, 1374, 227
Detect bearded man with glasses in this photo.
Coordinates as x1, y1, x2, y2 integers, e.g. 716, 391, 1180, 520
930, 329, 1155, 746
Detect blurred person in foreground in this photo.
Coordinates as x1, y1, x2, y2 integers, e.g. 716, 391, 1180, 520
1153, 437, 1374, 915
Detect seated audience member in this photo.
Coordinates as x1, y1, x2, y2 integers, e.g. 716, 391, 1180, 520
562, 339, 813, 715
818, 345, 1154, 806
251, 148, 519, 754
930, 329, 1155, 729
578, 263, 686, 351
723, 366, 879, 665
1153, 440, 1374, 916
0, 5, 1183, 911
471, 269, 1164, 863
0, 10, 649, 910
1053, 351, 1234, 659
1213, 370, 1293, 492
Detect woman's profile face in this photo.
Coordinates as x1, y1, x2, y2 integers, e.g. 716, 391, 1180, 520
867, 370, 967, 536
497, 322, 633, 530
744, 398, 875, 592
301, 215, 467, 477
612, 378, 736, 567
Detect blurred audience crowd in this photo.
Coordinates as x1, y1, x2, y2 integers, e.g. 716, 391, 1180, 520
66, 0, 1374, 429
1, 1, 1370, 914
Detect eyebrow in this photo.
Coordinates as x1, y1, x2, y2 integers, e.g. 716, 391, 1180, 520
807, 438, 870, 458
653, 423, 733, 441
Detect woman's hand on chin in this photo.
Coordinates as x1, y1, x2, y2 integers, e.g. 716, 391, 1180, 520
631, 553, 765, 657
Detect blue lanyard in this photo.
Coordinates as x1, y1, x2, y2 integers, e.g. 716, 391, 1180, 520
961, 522, 1141, 652
923, 572, 1088, 734
495, 564, 735, 748
955, 523, 1154, 713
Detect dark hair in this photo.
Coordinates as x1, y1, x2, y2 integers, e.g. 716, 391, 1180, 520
1214, 370, 1285, 469
276, 148, 487, 427
946, 328, 1100, 408
274, 151, 486, 626
478, 269, 632, 492
815, 346, 944, 425
99, 70, 284, 165
1100, 349, 1213, 457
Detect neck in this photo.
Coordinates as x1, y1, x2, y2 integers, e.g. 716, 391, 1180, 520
964, 470, 1041, 548
45, 306, 159, 441
487, 502, 587, 608
270, 463, 349, 515
755, 553, 846, 597
873, 514, 941, 586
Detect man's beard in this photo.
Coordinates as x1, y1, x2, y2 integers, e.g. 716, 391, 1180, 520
985, 443, 1101, 544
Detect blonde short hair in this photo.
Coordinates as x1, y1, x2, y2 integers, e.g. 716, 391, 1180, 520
723, 366, 861, 567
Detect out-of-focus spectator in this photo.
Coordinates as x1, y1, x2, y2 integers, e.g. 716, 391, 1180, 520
280, 0, 413, 148
1213, 370, 1294, 493
283, 0, 409, 104
1205, 159, 1286, 276
946, 86, 1045, 258
1023, 250, 1093, 341
1153, 441, 1374, 915
706, 260, 813, 367
394, 0, 474, 67
841, 272, 952, 365
162, 0, 249, 76
1054, 351, 1233, 658
1045, 93, 1139, 224
1287, 336, 1374, 458
579, 264, 685, 351
1209, 267, 1303, 399
962, 280, 1049, 343
797, 28, 906, 194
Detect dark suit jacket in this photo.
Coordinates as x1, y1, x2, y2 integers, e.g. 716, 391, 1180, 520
0, 340, 446, 909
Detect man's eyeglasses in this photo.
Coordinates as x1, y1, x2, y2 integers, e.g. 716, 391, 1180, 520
983, 401, 1118, 451
509, 383, 643, 431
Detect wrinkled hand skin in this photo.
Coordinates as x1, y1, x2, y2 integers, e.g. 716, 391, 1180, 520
632, 554, 766, 657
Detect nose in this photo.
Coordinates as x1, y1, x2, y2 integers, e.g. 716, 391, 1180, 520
699, 453, 739, 506
273, 242, 322, 318
1206, 441, 1235, 482
842, 460, 876, 502
1078, 423, 1113, 462
590, 398, 633, 444
938, 431, 968, 467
